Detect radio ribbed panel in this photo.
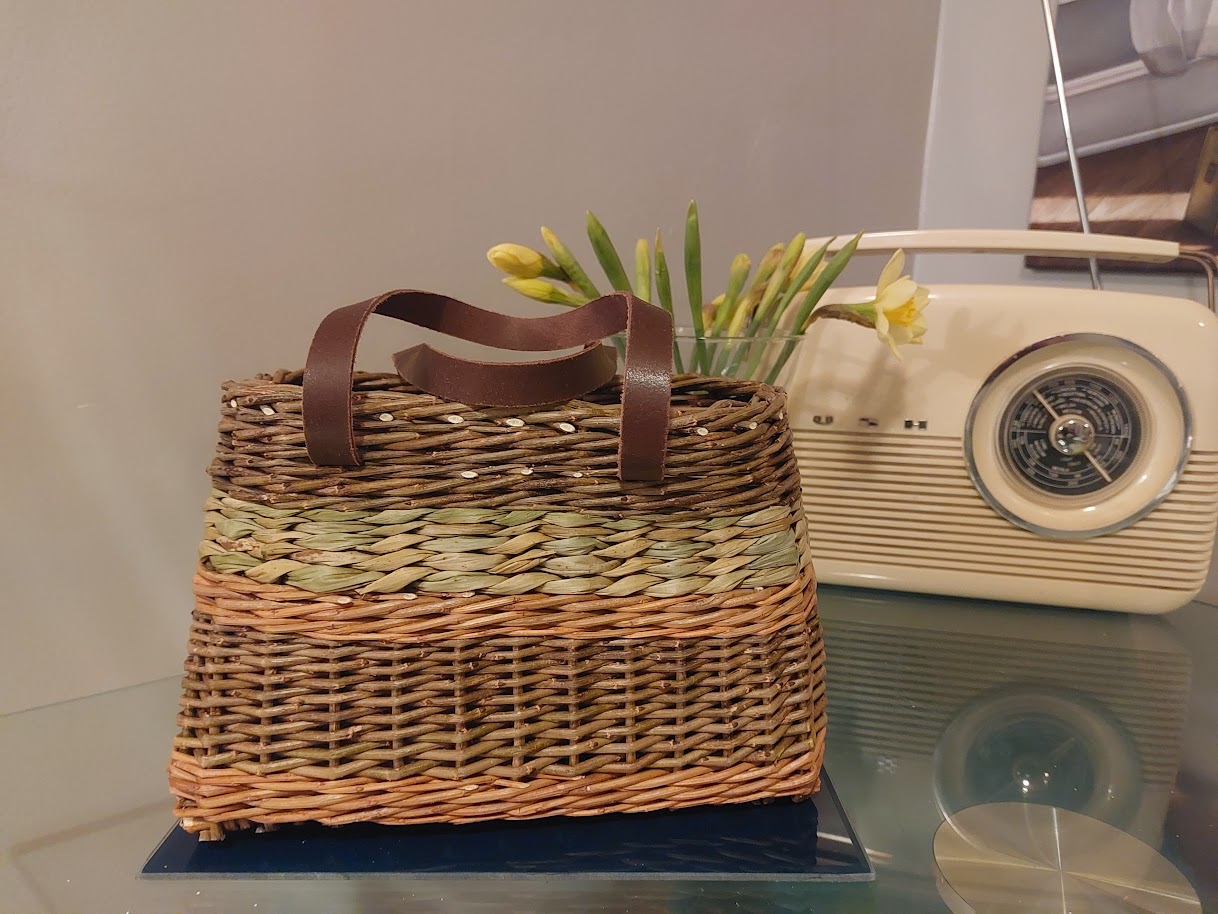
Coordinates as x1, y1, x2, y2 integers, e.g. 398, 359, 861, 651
796, 432, 1218, 590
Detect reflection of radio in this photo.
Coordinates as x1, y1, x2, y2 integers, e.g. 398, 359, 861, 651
789, 229, 1218, 613
819, 587, 1191, 874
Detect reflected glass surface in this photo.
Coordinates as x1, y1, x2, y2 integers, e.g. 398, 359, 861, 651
818, 585, 1215, 913
2, 586, 1216, 913
934, 803, 1201, 913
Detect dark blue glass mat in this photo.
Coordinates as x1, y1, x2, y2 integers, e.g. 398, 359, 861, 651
142, 769, 871, 881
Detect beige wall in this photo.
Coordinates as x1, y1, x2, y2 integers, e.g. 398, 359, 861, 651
1, 0, 941, 712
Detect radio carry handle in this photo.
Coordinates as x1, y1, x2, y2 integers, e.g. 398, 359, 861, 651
805, 228, 1216, 313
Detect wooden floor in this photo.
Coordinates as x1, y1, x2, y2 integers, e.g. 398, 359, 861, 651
1027, 125, 1216, 274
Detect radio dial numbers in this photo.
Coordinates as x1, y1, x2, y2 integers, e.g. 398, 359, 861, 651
1002, 372, 1141, 497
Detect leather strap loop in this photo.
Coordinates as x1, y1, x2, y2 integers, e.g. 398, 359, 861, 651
392, 344, 617, 409
302, 290, 673, 480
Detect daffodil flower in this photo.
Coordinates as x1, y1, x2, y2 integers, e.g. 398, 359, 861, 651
490, 208, 930, 381
829, 250, 929, 359
872, 251, 930, 357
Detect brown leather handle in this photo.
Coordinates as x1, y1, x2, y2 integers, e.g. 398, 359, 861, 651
302, 290, 673, 480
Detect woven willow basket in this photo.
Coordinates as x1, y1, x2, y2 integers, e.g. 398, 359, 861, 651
170, 291, 826, 840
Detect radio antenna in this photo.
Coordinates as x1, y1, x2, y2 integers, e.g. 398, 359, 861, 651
1040, 0, 1102, 290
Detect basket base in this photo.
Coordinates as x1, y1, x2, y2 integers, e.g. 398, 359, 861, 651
168, 741, 825, 840
144, 768, 870, 882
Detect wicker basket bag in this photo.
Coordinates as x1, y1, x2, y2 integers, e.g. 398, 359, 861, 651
170, 290, 826, 840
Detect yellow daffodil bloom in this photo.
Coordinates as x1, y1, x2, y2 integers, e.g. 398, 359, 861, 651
863, 250, 930, 358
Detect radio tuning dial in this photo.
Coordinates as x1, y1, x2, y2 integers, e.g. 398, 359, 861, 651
965, 334, 1190, 538
1001, 371, 1141, 497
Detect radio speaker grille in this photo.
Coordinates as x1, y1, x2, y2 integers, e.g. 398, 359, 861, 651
796, 431, 1218, 593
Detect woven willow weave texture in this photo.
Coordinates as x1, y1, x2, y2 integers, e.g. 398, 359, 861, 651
201, 497, 804, 596
172, 373, 826, 839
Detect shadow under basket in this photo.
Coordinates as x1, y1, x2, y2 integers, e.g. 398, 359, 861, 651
171, 364, 826, 840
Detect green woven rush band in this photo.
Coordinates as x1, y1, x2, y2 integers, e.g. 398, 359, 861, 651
199, 490, 805, 597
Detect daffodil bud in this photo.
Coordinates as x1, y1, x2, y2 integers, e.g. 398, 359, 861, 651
753, 233, 806, 326
502, 276, 588, 307
488, 243, 543, 278
487, 243, 564, 280
749, 245, 786, 293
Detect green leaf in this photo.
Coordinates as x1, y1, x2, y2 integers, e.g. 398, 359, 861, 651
586, 211, 632, 290
684, 201, 703, 331
654, 230, 673, 313
684, 200, 707, 371
633, 238, 652, 300
655, 229, 684, 373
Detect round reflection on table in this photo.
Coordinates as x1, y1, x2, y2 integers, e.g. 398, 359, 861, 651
934, 687, 1141, 828
933, 802, 1200, 913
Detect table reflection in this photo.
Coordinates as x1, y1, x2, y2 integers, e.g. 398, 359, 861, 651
818, 586, 1190, 875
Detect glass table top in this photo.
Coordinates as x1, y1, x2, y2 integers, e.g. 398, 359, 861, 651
2, 584, 1215, 912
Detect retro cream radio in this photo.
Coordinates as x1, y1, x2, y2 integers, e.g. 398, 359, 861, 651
788, 229, 1218, 614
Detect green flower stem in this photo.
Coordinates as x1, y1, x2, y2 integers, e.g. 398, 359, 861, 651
810, 303, 876, 329
763, 233, 864, 385
684, 201, 707, 372
541, 226, 600, 299
634, 238, 651, 300
654, 230, 684, 373
586, 211, 632, 290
